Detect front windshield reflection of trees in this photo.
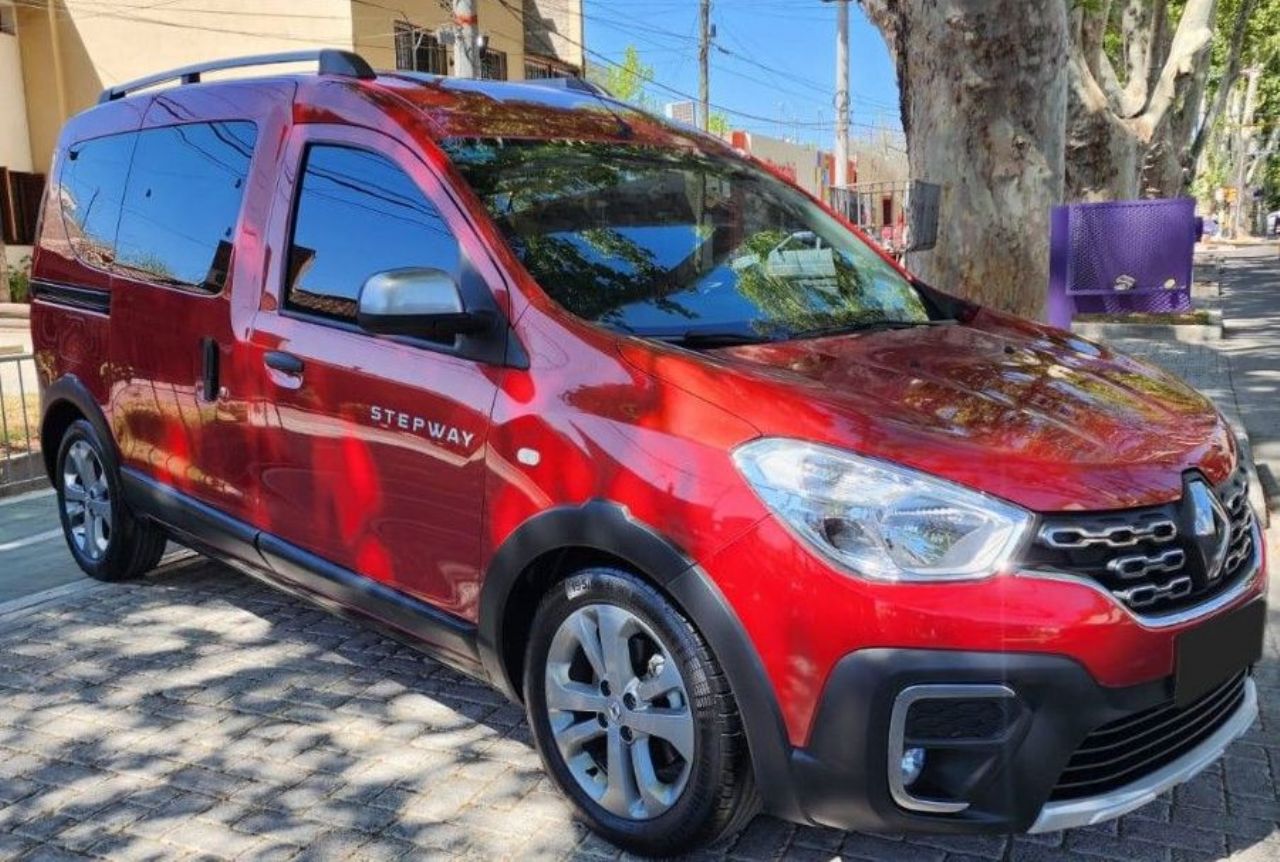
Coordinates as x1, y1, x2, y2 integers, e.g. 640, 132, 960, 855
444, 139, 930, 341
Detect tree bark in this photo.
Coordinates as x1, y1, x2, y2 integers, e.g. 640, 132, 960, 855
1246, 123, 1279, 185
1067, 43, 1141, 201
1188, 0, 1258, 173
1066, 0, 1219, 201
858, 0, 1068, 319
1230, 65, 1261, 237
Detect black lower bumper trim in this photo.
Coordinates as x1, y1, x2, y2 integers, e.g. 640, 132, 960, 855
786, 648, 1184, 833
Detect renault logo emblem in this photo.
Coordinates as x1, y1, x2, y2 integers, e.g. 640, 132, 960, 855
1187, 479, 1231, 581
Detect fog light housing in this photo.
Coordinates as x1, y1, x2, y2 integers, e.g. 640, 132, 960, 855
888, 683, 1018, 814
900, 747, 926, 787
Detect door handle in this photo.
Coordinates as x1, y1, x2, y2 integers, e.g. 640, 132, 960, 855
264, 351, 304, 376
200, 337, 219, 402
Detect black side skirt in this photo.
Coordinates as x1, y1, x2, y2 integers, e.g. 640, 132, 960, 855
120, 468, 485, 679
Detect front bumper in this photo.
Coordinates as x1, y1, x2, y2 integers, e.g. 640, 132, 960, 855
783, 645, 1259, 834
1030, 676, 1257, 832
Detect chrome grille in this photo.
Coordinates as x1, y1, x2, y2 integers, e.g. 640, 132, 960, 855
1049, 672, 1248, 801
1026, 468, 1256, 616
1039, 515, 1177, 550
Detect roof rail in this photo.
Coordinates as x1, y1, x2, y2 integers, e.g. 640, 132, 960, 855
98, 49, 376, 104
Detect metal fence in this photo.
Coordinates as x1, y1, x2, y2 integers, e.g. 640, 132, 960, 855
829, 180, 942, 256
0, 353, 44, 493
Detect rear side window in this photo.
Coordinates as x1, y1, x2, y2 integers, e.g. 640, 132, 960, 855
114, 121, 257, 293
285, 145, 460, 323
60, 133, 135, 270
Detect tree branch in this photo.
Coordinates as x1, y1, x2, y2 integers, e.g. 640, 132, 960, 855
1246, 123, 1280, 185
1189, 0, 1259, 166
1118, 0, 1154, 115
1069, 1, 1123, 109
1134, 0, 1217, 140
1081, 0, 1115, 75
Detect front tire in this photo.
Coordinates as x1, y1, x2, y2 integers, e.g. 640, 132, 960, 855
55, 419, 165, 581
524, 567, 758, 856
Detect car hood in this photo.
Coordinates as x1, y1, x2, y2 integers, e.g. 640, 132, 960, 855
620, 311, 1235, 512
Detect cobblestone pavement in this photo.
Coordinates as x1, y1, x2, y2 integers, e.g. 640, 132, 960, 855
0, 542, 1278, 862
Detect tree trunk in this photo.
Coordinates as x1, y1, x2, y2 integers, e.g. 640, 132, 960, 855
1142, 43, 1211, 197
1246, 123, 1279, 185
1066, 0, 1218, 201
1188, 0, 1257, 174
859, 0, 1069, 319
1067, 55, 1142, 200
1230, 66, 1261, 237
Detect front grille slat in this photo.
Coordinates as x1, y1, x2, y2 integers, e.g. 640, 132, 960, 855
1049, 672, 1248, 801
1027, 468, 1255, 616
1065, 672, 1241, 760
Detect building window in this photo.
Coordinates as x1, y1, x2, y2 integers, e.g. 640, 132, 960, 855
524, 56, 578, 80
480, 48, 508, 81
0, 5, 15, 36
0, 169, 44, 246
394, 21, 448, 75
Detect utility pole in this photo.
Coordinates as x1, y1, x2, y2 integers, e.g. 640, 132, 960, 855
452, 0, 479, 79
699, 0, 711, 132
833, 0, 850, 189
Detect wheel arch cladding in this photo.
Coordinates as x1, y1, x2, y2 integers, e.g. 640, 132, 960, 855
40, 376, 115, 482
477, 500, 804, 821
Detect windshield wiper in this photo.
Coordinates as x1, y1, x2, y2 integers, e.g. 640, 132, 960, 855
647, 330, 777, 348
789, 318, 957, 340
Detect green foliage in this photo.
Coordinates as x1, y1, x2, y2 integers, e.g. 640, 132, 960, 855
1191, 0, 1280, 203
708, 112, 731, 135
1265, 158, 1280, 210
586, 45, 655, 108
6, 256, 31, 304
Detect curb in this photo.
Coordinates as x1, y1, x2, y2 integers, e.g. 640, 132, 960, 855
0, 546, 199, 627
1257, 464, 1280, 518
1070, 313, 1223, 344
0, 453, 48, 498
0, 578, 103, 623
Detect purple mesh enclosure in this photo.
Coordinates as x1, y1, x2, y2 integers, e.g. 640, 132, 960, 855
1046, 198, 1196, 328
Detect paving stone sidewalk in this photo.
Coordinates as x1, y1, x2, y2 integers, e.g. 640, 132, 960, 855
0, 545, 1277, 862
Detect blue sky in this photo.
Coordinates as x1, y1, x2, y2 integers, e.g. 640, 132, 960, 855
581, 0, 903, 149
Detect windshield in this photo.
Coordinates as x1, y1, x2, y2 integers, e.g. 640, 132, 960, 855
442, 138, 933, 342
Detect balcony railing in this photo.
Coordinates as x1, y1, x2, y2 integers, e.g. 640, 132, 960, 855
829, 180, 941, 256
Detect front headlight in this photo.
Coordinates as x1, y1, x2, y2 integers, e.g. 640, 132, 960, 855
732, 438, 1032, 582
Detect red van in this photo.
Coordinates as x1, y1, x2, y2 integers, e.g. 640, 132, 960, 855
30, 51, 1265, 855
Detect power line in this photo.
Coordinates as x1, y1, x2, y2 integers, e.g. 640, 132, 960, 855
582, 3, 901, 115
17, 0, 904, 141
497, 0, 875, 131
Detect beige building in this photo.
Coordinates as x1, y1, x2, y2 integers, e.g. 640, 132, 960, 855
0, 0, 583, 265
724, 127, 909, 200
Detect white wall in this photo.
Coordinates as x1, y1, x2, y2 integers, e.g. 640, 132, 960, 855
0, 24, 34, 172
5, 245, 31, 267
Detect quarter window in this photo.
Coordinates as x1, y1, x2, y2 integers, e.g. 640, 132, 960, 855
114, 121, 257, 292
285, 145, 460, 323
59, 133, 136, 270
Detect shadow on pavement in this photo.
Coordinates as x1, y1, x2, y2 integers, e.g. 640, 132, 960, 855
0, 546, 1276, 860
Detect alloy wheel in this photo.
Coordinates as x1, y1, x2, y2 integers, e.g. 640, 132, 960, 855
544, 603, 695, 820
62, 440, 112, 561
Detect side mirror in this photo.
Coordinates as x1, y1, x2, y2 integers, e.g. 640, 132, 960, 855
356, 268, 491, 340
